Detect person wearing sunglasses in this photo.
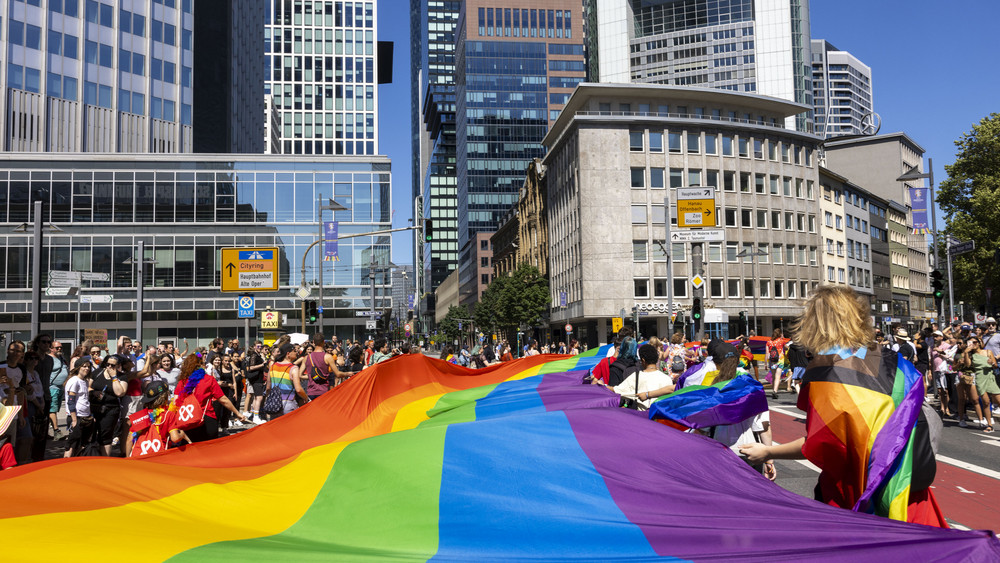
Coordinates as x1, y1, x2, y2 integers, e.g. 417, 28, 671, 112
91, 355, 129, 456
47, 340, 69, 441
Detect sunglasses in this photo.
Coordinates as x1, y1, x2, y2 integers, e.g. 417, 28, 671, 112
107, 362, 119, 367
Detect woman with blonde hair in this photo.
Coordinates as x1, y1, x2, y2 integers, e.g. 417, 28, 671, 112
740, 285, 947, 527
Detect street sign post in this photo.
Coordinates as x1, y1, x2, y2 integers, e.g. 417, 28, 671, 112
355, 311, 381, 318
676, 187, 716, 228
948, 240, 975, 256
80, 295, 113, 304
669, 229, 725, 242
611, 317, 623, 333
47, 278, 81, 288
221, 247, 280, 292
80, 272, 110, 282
564, 323, 573, 333
691, 275, 705, 289
365, 320, 377, 330
237, 295, 255, 319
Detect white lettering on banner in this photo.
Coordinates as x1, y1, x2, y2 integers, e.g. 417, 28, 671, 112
139, 438, 163, 455
178, 404, 195, 422
239, 272, 274, 289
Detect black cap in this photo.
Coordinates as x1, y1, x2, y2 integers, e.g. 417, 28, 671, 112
706, 338, 738, 362
73, 356, 92, 370
140, 380, 169, 405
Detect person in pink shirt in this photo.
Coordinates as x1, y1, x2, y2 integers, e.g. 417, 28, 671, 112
930, 331, 955, 417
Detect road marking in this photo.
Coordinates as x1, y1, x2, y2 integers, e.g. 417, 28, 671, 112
772, 440, 820, 473
982, 440, 1000, 448
955, 486, 976, 494
769, 405, 803, 419
936, 454, 1000, 481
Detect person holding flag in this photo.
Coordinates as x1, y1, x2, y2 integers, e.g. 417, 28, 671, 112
740, 285, 947, 527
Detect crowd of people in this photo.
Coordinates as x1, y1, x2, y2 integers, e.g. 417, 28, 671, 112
0, 333, 425, 467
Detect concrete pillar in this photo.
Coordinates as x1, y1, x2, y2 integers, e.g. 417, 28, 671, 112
597, 317, 608, 345
656, 316, 669, 339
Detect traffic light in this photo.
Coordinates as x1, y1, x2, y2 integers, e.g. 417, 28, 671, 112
424, 218, 433, 242
307, 300, 318, 323
691, 298, 703, 322
930, 270, 944, 299
739, 310, 747, 323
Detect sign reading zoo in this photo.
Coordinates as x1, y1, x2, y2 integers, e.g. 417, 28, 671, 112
220, 247, 280, 292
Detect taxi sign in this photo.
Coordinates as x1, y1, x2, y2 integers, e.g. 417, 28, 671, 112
221, 247, 280, 292
261, 309, 282, 330
677, 187, 716, 228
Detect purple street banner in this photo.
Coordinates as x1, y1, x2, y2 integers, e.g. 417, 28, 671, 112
909, 187, 930, 235
324, 221, 339, 261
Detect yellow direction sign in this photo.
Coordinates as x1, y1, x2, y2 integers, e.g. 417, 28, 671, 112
677, 187, 716, 228
221, 247, 280, 292
611, 317, 624, 333
261, 310, 282, 330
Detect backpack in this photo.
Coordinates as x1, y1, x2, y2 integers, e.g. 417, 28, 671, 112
768, 343, 780, 363
670, 354, 686, 373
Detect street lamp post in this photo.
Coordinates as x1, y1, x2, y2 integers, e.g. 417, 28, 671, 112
737, 247, 768, 336
897, 159, 941, 327
123, 241, 158, 342
12, 200, 62, 337
317, 197, 349, 334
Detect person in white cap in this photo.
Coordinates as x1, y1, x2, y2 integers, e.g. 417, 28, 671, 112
931, 331, 955, 417
982, 317, 1000, 358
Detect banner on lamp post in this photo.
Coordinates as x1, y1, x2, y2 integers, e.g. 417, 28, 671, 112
909, 187, 930, 235
323, 221, 339, 261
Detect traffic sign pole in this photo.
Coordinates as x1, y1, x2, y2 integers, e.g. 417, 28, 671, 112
665, 196, 674, 336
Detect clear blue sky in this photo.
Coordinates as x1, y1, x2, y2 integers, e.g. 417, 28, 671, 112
380, 1, 1000, 266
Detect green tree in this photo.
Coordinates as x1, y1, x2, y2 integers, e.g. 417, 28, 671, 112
438, 305, 470, 344
473, 274, 508, 337
937, 113, 1000, 310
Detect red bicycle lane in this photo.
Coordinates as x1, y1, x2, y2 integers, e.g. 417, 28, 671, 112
768, 406, 1000, 532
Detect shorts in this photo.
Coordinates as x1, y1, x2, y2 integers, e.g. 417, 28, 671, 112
791, 367, 805, 381
247, 377, 265, 395
934, 371, 956, 390
49, 385, 64, 414
95, 408, 121, 443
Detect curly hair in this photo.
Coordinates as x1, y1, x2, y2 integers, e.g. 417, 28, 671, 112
791, 285, 874, 353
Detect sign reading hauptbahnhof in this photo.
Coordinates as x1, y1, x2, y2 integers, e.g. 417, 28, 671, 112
220, 247, 280, 292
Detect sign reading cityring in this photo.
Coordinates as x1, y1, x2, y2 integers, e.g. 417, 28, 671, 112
221, 247, 280, 292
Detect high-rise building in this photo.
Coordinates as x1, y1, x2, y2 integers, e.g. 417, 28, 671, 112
585, 0, 813, 132
265, 0, 380, 156
410, 0, 461, 326
810, 39, 873, 139
455, 0, 585, 306
192, 0, 265, 153
0, 0, 195, 152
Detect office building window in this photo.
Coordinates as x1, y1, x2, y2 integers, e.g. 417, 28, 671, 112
631, 168, 644, 188
634, 279, 649, 298
629, 130, 644, 151
650, 131, 663, 152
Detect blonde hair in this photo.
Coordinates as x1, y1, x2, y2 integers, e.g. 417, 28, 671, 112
647, 337, 662, 350
792, 285, 874, 353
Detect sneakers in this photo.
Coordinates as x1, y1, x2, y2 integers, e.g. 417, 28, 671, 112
52, 428, 64, 441
979, 419, 987, 429
959, 419, 968, 428
242, 410, 252, 419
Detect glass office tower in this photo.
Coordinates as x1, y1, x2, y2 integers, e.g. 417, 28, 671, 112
0, 154, 391, 344
265, 0, 379, 156
455, 0, 585, 305
586, 0, 813, 132
410, 0, 460, 326
1, 0, 194, 152
811, 39, 873, 139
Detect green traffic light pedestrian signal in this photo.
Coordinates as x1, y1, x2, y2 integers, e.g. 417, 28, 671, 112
692, 298, 702, 321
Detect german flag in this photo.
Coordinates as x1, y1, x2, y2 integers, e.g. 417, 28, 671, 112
797, 344, 927, 522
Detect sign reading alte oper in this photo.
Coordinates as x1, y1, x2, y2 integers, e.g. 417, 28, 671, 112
220, 247, 280, 292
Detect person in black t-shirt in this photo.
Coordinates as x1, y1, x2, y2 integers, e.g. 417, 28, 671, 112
90, 354, 130, 456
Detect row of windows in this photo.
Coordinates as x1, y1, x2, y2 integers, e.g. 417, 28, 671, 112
273, 1, 373, 28
634, 278, 813, 301
477, 7, 572, 39
630, 166, 815, 199
629, 129, 813, 165
632, 240, 819, 269
268, 28, 374, 57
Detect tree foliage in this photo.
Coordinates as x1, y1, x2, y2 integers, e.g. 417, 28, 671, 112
474, 265, 550, 343
438, 305, 470, 343
937, 113, 1000, 310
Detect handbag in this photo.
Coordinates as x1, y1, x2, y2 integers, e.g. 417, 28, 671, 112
262, 386, 284, 415
175, 394, 208, 430
959, 372, 976, 386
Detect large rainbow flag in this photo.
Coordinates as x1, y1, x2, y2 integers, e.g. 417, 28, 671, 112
2, 348, 998, 561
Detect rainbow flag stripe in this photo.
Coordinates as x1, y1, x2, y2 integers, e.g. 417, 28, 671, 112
2, 348, 999, 561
